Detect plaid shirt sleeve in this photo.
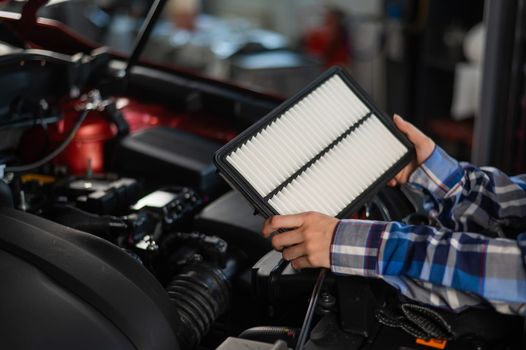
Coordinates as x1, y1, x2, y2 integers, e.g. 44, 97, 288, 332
331, 146, 526, 307
408, 146, 526, 235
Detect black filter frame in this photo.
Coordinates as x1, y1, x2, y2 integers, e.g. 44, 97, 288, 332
214, 66, 414, 219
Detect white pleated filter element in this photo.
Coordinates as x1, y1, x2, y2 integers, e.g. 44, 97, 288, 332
268, 115, 406, 216
225, 74, 408, 217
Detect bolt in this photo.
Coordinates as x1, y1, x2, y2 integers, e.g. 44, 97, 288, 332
19, 190, 28, 212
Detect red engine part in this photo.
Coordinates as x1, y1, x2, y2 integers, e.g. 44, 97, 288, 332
19, 96, 238, 175
116, 97, 182, 132
117, 98, 237, 143
47, 102, 116, 175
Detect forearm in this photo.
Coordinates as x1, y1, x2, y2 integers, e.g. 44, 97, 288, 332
331, 219, 526, 304
408, 146, 526, 234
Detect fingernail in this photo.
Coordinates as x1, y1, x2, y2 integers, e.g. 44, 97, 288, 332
394, 114, 403, 121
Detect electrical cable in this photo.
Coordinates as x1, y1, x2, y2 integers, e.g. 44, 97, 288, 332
5, 108, 90, 173
295, 268, 327, 350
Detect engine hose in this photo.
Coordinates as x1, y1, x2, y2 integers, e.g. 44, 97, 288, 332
166, 263, 230, 349
239, 326, 300, 348
48, 205, 128, 241
5, 108, 89, 173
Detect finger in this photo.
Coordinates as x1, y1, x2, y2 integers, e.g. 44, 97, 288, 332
394, 167, 409, 183
282, 244, 306, 261
389, 166, 409, 186
261, 217, 275, 238
261, 214, 307, 237
291, 256, 313, 270
271, 229, 303, 250
393, 114, 428, 147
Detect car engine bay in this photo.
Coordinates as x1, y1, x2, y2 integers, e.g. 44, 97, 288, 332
0, 4, 524, 349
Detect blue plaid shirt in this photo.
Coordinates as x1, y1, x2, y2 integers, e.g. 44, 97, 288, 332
331, 146, 526, 315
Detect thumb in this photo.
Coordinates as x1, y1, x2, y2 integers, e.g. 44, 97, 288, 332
393, 114, 428, 148
393, 114, 435, 164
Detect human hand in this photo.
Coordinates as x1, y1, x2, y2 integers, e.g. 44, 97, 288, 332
261, 212, 339, 269
387, 114, 435, 187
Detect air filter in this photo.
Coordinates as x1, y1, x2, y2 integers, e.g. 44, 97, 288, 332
214, 67, 414, 219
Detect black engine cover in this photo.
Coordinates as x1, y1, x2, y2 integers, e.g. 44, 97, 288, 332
0, 207, 181, 350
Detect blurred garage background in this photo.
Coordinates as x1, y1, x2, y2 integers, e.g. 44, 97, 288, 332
1, 0, 525, 172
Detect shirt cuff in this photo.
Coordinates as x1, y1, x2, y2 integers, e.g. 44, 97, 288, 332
408, 145, 464, 199
330, 219, 387, 277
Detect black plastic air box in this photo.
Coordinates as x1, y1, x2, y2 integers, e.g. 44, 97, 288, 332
112, 127, 223, 194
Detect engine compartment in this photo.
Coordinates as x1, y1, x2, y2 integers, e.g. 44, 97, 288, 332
0, 32, 523, 350
0, 40, 324, 349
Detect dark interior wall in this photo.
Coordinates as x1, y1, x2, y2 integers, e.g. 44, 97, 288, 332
473, 0, 526, 172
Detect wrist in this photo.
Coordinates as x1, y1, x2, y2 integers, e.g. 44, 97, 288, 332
418, 143, 436, 166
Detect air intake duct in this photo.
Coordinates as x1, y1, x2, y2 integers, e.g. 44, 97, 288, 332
167, 263, 230, 348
